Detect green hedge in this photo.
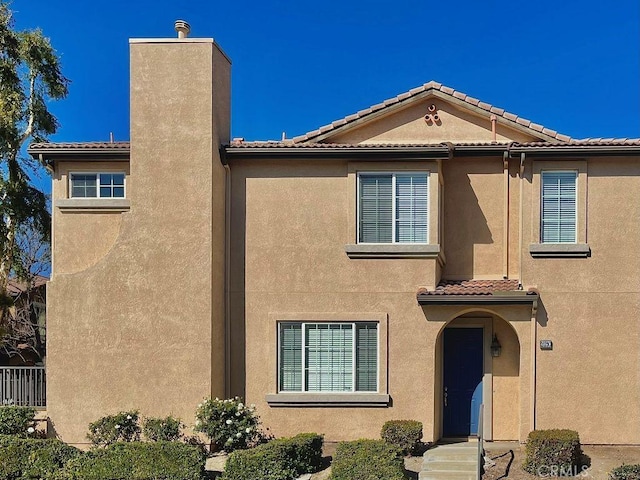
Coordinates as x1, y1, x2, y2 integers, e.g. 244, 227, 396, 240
0, 406, 36, 437
381, 420, 423, 455
523, 429, 581, 476
58, 441, 206, 480
329, 439, 405, 480
0, 435, 81, 480
610, 465, 640, 480
222, 433, 324, 480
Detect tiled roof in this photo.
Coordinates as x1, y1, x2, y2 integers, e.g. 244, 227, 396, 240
7, 276, 48, 296
291, 81, 572, 143
29, 142, 130, 150
417, 279, 522, 296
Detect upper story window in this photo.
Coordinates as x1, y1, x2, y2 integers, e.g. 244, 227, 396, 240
279, 322, 378, 393
541, 171, 577, 243
70, 173, 125, 198
358, 172, 429, 244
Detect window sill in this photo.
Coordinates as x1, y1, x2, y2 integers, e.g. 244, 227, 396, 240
56, 198, 130, 212
345, 244, 440, 259
529, 243, 590, 258
265, 393, 390, 407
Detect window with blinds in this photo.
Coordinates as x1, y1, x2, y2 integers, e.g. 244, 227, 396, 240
358, 173, 428, 244
279, 322, 378, 393
541, 171, 577, 243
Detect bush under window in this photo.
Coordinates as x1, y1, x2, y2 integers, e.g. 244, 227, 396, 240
610, 464, 640, 480
222, 433, 324, 480
381, 420, 423, 456
143, 415, 183, 442
329, 439, 405, 480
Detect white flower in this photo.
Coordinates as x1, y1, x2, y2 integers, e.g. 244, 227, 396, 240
238, 403, 244, 408
245, 427, 251, 433
226, 419, 233, 425
250, 404, 256, 409
236, 432, 242, 438
235, 412, 241, 417
126, 415, 132, 420
115, 425, 121, 429
195, 420, 201, 426
198, 403, 203, 408
27, 427, 35, 434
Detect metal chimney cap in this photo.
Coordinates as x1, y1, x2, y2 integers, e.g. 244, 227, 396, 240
174, 20, 191, 38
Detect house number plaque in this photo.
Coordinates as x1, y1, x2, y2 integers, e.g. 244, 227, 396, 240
540, 340, 553, 350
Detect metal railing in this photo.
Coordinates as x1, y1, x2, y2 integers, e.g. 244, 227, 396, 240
0, 367, 46, 408
477, 403, 484, 480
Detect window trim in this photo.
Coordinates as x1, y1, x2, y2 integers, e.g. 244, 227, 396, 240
529, 161, 589, 258
356, 171, 430, 245
69, 172, 126, 199
277, 321, 380, 394
540, 170, 578, 244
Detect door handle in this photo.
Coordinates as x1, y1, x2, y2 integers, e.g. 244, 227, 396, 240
444, 386, 448, 407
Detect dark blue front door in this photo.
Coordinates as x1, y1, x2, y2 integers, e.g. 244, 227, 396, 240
443, 328, 483, 437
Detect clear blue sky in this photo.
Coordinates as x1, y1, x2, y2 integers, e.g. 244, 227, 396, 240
14, 0, 640, 187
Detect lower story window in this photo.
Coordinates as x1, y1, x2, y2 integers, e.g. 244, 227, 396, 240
279, 322, 378, 393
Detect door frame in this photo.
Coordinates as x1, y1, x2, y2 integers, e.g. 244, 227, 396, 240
439, 318, 493, 440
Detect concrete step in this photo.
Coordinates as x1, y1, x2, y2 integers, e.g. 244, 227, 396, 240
420, 442, 480, 480
419, 470, 477, 480
422, 460, 477, 472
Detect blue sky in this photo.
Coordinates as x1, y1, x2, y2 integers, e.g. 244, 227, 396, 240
13, 0, 640, 191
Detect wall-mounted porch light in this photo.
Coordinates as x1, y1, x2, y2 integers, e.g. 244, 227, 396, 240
491, 334, 502, 357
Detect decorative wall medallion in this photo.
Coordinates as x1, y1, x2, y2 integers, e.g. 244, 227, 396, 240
424, 103, 441, 125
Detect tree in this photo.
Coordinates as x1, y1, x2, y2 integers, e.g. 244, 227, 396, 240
0, 221, 49, 362
0, 2, 68, 324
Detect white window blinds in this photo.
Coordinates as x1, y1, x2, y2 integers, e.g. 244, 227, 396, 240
278, 322, 378, 393
359, 173, 428, 244
541, 171, 577, 243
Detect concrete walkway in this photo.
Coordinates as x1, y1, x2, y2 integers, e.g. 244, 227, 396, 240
419, 441, 481, 480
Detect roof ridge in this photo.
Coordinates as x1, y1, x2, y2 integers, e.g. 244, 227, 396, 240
291, 81, 572, 144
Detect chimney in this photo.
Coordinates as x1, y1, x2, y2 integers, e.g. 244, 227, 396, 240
174, 20, 190, 39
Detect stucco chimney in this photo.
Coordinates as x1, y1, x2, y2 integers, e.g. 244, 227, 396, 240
174, 20, 190, 38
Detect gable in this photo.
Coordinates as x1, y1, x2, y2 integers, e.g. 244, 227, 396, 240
293, 81, 570, 145
327, 95, 540, 144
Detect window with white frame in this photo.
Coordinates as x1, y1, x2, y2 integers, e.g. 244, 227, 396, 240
358, 172, 428, 244
70, 173, 125, 198
541, 171, 577, 243
279, 322, 378, 393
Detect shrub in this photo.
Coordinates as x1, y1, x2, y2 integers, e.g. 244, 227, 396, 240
194, 397, 263, 452
523, 429, 581, 476
0, 435, 81, 480
381, 420, 423, 455
58, 441, 206, 480
330, 439, 405, 480
87, 410, 141, 447
0, 406, 36, 437
610, 465, 640, 480
143, 415, 182, 442
222, 433, 324, 480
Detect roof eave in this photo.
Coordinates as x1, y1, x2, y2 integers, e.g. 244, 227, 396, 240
417, 293, 539, 305
510, 145, 640, 157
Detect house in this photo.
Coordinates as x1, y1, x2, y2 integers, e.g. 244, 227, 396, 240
27, 22, 640, 446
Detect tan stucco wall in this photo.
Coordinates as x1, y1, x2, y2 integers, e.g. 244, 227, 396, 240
328, 97, 538, 144
521, 157, 640, 444
47, 39, 230, 445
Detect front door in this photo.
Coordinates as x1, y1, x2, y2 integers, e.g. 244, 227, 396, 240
443, 328, 484, 437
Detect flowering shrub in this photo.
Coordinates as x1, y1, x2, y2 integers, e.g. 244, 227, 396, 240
194, 397, 263, 452
143, 415, 183, 442
87, 411, 141, 447
0, 405, 36, 437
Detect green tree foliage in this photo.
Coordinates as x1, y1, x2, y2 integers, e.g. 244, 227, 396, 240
0, 2, 68, 323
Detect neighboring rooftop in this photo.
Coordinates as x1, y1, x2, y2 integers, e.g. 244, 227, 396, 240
7, 276, 48, 296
